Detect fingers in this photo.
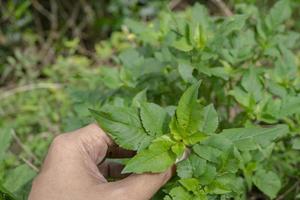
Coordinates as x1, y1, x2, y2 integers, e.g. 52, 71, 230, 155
72, 124, 135, 163
109, 166, 175, 200
70, 123, 113, 164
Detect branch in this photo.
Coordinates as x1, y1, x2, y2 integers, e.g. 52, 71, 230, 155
169, 0, 182, 10
0, 83, 62, 100
20, 156, 39, 172
31, 0, 52, 20
276, 181, 299, 200
11, 130, 40, 164
210, 0, 233, 17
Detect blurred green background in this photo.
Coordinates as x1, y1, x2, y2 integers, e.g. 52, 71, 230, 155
0, 0, 300, 199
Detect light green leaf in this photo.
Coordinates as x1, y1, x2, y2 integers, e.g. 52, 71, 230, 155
122, 136, 176, 173
179, 178, 200, 192
253, 169, 281, 199
220, 125, 289, 150
172, 38, 193, 52
140, 102, 169, 137
90, 106, 153, 151
166, 186, 193, 200
171, 81, 205, 145
176, 81, 202, 132
3, 164, 36, 193
201, 104, 218, 133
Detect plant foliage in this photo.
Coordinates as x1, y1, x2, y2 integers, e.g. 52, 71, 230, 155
90, 0, 300, 199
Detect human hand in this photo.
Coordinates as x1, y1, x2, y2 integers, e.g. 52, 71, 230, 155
29, 124, 173, 200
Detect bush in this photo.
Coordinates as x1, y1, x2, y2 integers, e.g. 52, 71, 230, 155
1, 0, 300, 199
90, 1, 300, 199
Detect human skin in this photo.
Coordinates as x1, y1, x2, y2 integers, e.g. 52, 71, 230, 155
29, 124, 173, 200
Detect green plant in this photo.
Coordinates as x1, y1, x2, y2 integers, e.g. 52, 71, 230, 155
90, 0, 300, 199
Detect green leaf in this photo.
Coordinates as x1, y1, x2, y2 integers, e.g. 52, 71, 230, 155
172, 38, 193, 52
178, 60, 196, 83
3, 164, 36, 193
0, 128, 12, 162
241, 68, 263, 102
132, 89, 147, 108
197, 163, 217, 185
193, 134, 233, 164
90, 106, 153, 151
229, 87, 253, 108
122, 136, 177, 173
265, 0, 291, 30
279, 96, 300, 118
177, 153, 207, 178
253, 169, 281, 199
179, 178, 200, 192
220, 125, 289, 151
140, 102, 169, 137
0, 184, 17, 200
166, 186, 193, 200
100, 67, 123, 89
176, 81, 201, 129
292, 138, 300, 150
219, 15, 248, 36
200, 104, 218, 133
170, 81, 207, 145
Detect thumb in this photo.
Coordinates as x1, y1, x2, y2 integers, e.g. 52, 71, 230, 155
110, 166, 174, 200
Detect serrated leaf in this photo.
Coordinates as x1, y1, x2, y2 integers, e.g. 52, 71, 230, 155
176, 81, 201, 130
220, 125, 289, 150
122, 136, 176, 173
201, 104, 218, 133
253, 169, 281, 199
132, 89, 147, 107
170, 81, 207, 145
197, 163, 217, 185
3, 164, 36, 193
140, 102, 169, 137
193, 134, 233, 164
166, 186, 193, 200
90, 106, 153, 151
179, 178, 200, 192
177, 153, 207, 178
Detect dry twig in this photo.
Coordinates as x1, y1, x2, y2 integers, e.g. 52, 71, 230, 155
210, 0, 233, 16
0, 83, 62, 101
